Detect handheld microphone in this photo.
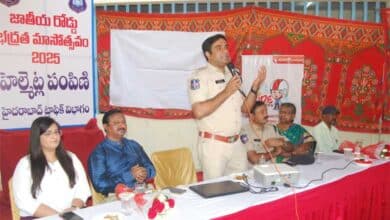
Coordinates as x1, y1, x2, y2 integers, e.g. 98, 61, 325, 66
227, 62, 241, 77
227, 62, 246, 98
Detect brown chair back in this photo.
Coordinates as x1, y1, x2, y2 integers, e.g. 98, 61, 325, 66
8, 178, 20, 220
151, 147, 197, 189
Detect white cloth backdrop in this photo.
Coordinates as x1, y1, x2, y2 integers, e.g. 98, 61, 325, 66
110, 30, 222, 109
242, 55, 304, 123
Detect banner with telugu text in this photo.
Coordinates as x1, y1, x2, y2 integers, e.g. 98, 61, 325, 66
0, 0, 94, 129
242, 55, 304, 124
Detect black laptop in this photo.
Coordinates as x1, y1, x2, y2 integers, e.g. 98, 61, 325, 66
189, 180, 249, 198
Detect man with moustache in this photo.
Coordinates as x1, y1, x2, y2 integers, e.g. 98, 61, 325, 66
276, 103, 316, 159
188, 34, 266, 179
312, 105, 340, 153
240, 101, 286, 165
88, 109, 155, 195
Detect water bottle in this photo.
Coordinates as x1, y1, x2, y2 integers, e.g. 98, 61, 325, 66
258, 154, 266, 164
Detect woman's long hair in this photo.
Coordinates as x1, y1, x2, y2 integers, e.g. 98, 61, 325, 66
29, 117, 76, 198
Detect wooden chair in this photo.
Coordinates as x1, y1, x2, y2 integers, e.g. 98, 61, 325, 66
8, 178, 20, 220
151, 147, 197, 189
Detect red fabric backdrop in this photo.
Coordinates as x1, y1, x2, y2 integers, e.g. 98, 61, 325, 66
97, 6, 388, 133
381, 8, 390, 134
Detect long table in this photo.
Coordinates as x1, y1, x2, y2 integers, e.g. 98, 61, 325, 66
39, 154, 389, 220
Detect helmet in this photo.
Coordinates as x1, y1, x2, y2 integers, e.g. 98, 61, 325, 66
270, 79, 289, 98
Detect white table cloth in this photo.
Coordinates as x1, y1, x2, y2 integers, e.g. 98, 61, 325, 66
39, 153, 388, 220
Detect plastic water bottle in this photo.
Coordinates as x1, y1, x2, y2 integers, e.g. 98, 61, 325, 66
259, 155, 266, 164
354, 145, 361, 159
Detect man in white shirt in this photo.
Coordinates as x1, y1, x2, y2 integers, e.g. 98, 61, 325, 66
312, 105, 340, 153
188, 34, 266, 179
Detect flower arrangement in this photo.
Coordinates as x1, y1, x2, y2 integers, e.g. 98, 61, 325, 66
115, 183, 133, 199
379, 144, 390, 159
147, 193, 175, 219
360, 142, 390, 159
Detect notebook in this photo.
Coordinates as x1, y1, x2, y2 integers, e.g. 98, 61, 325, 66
189, 180, 249, 198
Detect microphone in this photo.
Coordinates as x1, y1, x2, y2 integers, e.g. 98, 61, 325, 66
227, 62, 241, 77
227, 62, 246, 98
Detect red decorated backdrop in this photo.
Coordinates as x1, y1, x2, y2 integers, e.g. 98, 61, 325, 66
381, 8, 390, 134
97, 7, 388, 133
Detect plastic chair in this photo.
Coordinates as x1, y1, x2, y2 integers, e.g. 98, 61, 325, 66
8, 178, 20, 220
151, 147, 197, 189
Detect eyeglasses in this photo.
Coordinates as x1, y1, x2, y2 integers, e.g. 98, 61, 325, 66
42, 130, 62, 137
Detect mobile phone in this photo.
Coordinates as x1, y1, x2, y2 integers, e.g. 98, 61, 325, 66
60, 211, 83, 220
283, 160, 297, 167
167, 187, 187, 194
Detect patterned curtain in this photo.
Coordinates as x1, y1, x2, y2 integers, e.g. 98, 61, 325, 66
381, 8, 390, 133
97, 7, 388, 133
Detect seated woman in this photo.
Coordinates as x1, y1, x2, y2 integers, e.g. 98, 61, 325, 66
12, 117, 91, 218
276, 103, 316, 159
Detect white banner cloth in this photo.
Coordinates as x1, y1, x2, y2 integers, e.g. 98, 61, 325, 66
110, 30, 222, 109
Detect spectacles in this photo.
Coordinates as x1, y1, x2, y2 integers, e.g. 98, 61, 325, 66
42, 130, 62, 137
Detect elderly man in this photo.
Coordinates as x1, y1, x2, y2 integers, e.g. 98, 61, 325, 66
312, 105, 340, 153
276, 103, 316, 159
188, 34, 266, 179
88, 109, 156, 195
240, 101, 286, 165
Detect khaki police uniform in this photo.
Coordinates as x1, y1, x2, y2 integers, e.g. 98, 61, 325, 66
240, 123, 283, 153
240, 123, 284, 165
188, 63, 246, 180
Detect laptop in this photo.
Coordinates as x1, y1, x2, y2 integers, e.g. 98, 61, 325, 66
189, 180, 249, 198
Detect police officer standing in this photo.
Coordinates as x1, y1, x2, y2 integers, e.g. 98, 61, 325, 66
188, 34, 266, 179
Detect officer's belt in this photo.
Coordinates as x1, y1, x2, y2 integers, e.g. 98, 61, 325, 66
199, 131, 239, 143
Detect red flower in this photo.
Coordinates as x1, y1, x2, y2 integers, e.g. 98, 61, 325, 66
152, 198, 160, 208
148, 208, 157, 219
155, 201, 165, 213
134, 193, 147, 206
148, 195, 175, 219
167, 199, 175, 208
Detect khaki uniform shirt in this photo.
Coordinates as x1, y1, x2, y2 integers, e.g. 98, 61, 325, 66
188, 63, 243, 136
240, 123, 284, 153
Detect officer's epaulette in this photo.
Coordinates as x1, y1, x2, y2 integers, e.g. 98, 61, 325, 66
194, 66, 208, 73
192, 66, 210, 77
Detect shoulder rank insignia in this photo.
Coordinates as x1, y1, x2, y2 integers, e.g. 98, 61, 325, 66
240, 134, 249, 144
190, 79, 200, 90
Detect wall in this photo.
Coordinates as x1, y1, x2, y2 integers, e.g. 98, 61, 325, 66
96, 114, 390, 170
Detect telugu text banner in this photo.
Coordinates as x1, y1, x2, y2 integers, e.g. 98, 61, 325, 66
0, 0, 94, 129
